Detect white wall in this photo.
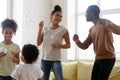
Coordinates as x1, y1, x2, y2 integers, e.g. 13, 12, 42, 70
12, 0, 23, 49
12, 0, 68, 60
22, 0, 51, 45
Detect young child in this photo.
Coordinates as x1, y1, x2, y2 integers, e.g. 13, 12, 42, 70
11, 44, 43, 80
0, 19, 20, 80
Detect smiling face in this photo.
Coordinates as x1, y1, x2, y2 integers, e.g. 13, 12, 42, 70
51, 11, 62, 25
2, 28, 14, 42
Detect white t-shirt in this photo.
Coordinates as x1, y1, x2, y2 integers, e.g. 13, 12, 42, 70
11, 63, 43, 80
42, 26, 67, 61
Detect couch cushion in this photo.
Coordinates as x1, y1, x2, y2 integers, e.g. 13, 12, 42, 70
109, 62, 120, 80
50, 61, 77, 80
62, 61, 77, 80
77, 60, 93, 80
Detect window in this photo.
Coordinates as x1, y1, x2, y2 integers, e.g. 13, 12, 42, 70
67, 0, 120, 60
0, 0, 7, 22
0, 0, 8, 41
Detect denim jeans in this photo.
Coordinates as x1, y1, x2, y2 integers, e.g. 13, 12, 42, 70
0, 76, 12, 80
41, 59, 64, 80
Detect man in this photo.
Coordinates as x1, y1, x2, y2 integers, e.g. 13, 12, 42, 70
73, 5, 120, 80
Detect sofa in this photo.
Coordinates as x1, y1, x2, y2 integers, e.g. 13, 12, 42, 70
50, 60, 120, 80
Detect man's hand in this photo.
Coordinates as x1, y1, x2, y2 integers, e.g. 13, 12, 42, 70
73, 34, 79, 43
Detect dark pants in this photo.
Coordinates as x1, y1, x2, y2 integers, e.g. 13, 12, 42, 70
91, 58, 115, 80
0, 76, 12, 80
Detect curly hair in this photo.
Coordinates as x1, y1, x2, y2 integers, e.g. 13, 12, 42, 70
51, 5, 62, 16
1, 18, 18, 33
22, 44, 39, 64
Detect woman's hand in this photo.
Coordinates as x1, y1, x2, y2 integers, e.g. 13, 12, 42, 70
39, 21, 44, 29
37, 21, 44, 46
73, 34, 79, 43
51, 44, 60, 48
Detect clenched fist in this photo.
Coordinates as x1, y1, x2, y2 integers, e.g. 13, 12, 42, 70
73, 34, 79, 43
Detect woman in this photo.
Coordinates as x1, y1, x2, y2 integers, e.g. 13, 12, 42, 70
37, 5, 70, 80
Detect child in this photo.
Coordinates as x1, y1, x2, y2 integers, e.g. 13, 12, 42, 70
0, 18, 20, 80
11, 44, 43, 80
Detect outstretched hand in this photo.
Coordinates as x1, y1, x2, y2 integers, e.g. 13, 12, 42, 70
73, 34, 79, 43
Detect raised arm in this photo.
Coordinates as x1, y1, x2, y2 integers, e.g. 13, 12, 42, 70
73, 34, 92, 50
37, 21, 44, 46
109, 22, 120, 35
99, 19, 120, 34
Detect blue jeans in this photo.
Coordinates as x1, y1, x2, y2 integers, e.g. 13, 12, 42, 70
41, 60, 63, 80
0, 76, 12, 80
